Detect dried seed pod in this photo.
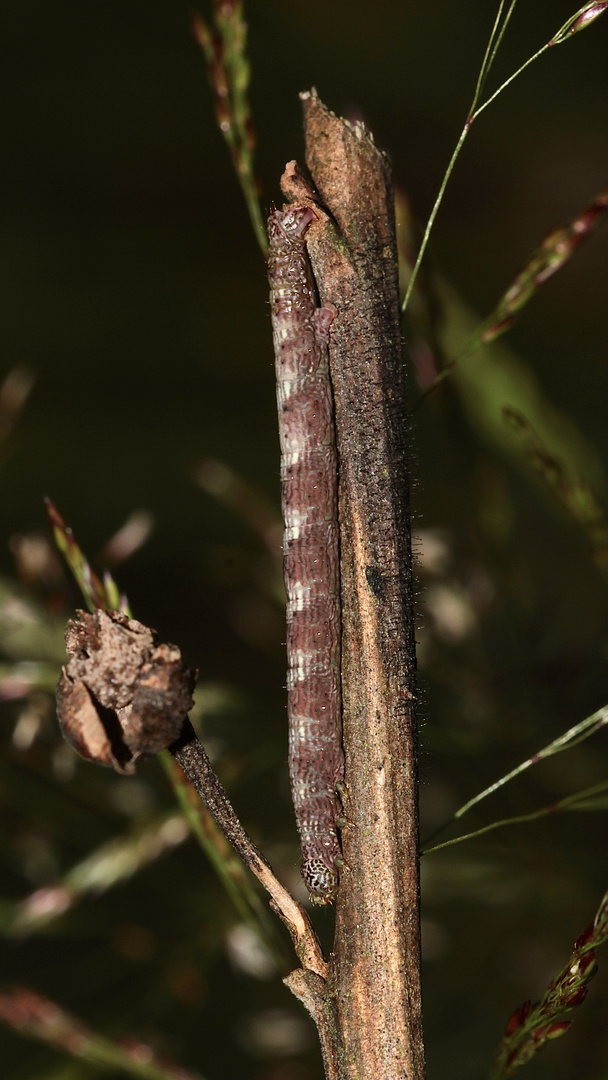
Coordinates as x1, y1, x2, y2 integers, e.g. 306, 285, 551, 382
56, 610, 196, 774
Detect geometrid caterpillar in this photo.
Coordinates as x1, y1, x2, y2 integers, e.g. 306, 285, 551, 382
267, 204, 345, 905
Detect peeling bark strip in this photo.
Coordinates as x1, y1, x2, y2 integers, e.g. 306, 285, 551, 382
267, 206, 344, 905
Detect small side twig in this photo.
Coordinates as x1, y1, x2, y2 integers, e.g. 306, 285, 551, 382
158, 751, 288, 969
284, 968, 342, 1080
169, 719, 327, 981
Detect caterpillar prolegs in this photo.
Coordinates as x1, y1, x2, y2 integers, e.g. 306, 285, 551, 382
267, 205, 344, 905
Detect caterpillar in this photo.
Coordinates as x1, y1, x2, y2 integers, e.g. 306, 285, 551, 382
267, 204, 344, 905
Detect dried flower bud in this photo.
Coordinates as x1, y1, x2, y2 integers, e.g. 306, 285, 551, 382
574, 923, 595, 950
563, 985, 589, 1009
56, 610, 196, 774
542, 1020, 572, 1040
569, 1, 608, 33
570, 950, 598, 983
551, 1, 608, 43
505, 1000, 532, 1034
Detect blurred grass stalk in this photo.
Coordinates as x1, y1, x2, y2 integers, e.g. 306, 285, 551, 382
503, 408, 608, 576
0, 573, 67, 693
0, 661, 62, 700
44, 499, 126, 615
416, 182, 608, 400
2, 811, 189, 937
400, 186, 608, 580
0, 366, 34, 469
195, 458, 282, 562
491, 888, 608, 1078
439, 277, 608, 572
192, 1, 266, 255
0, 987, 204, 1080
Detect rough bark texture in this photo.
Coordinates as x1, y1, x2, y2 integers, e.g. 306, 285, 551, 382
281, 91, 423, 1079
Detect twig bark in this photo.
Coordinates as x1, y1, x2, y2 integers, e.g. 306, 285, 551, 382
170, 723, 346, 1071
281, 91, 424, 1079
170, 720, 327, 981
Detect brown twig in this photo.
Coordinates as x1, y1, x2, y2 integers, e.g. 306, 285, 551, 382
169, 719, 327, 981
284, 968, 343, 1080
280, 91, 424, 1079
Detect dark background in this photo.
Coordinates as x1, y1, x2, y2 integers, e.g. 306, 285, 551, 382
2, 2, 608, 1078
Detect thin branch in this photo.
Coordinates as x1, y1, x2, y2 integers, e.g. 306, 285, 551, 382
288, 90, 423, 1080
158, 750, 289, 970
169, 719, 327, 980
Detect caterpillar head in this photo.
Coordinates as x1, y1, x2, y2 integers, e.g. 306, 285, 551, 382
267, 206, 315, 246
302, 856, 339, 906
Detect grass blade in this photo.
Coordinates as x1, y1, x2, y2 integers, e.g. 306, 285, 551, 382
192, 3, 266, 255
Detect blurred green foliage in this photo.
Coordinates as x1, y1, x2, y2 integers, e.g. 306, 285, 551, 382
2, 2, 608, 1079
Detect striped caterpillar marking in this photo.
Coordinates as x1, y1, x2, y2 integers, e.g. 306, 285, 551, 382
267, 205, 344, 905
